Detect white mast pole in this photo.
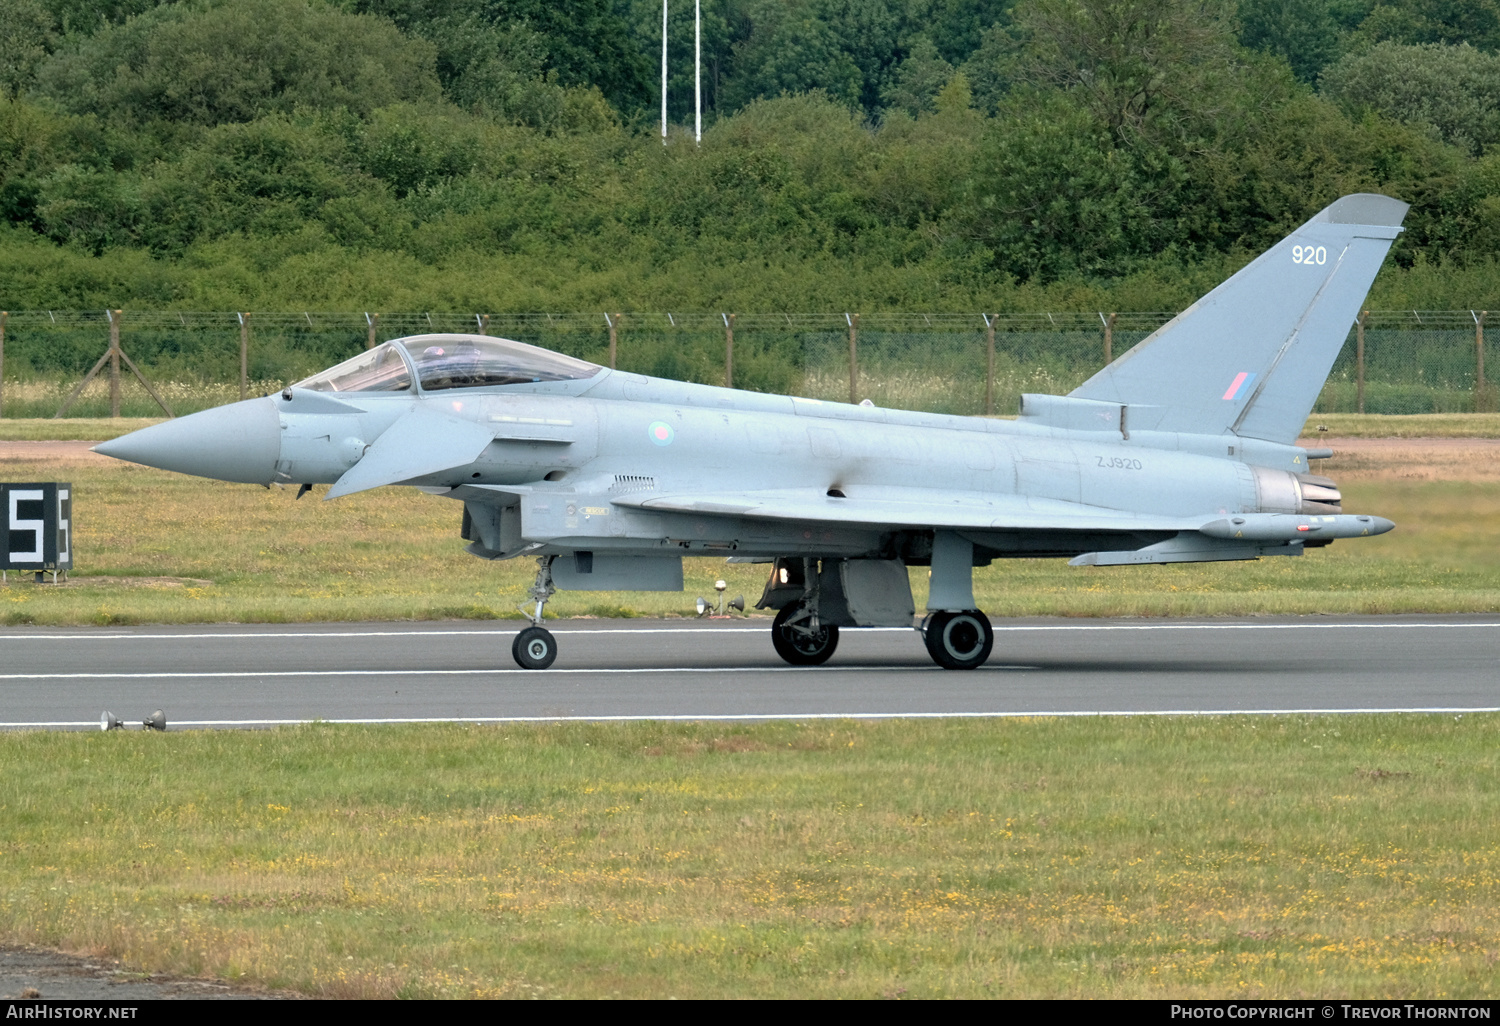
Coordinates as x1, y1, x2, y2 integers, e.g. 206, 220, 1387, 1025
661, 0, 668, 145
695, 0, 701, 144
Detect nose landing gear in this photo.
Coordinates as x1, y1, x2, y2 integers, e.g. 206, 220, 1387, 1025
512, 555, 558, 669
771, 604, 840, 665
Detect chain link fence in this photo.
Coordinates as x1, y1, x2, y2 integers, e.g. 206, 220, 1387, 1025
0, 309, 1489, 418
1318, 311, 1494, 414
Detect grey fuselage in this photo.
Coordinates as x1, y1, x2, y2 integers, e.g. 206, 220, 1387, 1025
268, 367, 1331, 565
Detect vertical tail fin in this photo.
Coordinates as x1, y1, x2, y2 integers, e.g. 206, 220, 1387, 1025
1070, 194, 1408, 444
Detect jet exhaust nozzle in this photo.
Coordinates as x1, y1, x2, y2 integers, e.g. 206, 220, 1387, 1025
1251, 467, 1344, 515
1296, 473, 1342, 513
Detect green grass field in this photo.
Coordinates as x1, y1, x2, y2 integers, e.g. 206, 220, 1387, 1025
1302, 413, 1500, 438
2, 716, 1495, 998
0, 417, 165, 441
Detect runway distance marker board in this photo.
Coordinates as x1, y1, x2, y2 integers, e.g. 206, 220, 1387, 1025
3, 482, 72, 572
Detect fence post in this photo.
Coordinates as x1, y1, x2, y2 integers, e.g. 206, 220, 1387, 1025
0, 311, 7, 418
1101, 312, 1116, 366
983, 313, 995, 416
605, 313, 620, 369
365, 312, 379, 350
723, 313, 735, 389
109, 308, 122, 418
1477, 311, 1489, 412
846, 313, 859, 404
55, 310, 173, 419
475, 314, 489, 336
238, 312, 250, 402
1356, 309, 1368, 415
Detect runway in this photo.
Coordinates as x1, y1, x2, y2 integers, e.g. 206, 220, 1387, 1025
1, 615, 1497, 728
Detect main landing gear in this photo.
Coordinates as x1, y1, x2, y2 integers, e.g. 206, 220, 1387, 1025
512, 556, 558, 669
921, 609, 994, 670
762, 551, 995, 670
770, 603, 993, 670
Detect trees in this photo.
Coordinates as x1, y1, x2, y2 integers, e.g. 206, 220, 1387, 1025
965, 96, 1166, 281
1350, 0, 1500, 52
0, 0, 54, 100
1322, 41, 1500, 154
34, 0, 440, 126
717, 3, 866, 111
0, 0, 1493, 310
1007, 0, 1245, 142
358, 0, 652, 117
881, 37, 956, 117
1236, 0, 1339, 82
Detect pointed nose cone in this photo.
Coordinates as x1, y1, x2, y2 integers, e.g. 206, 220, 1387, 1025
93, 397, 281, 484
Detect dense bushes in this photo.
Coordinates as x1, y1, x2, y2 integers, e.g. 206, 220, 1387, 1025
0, 0, 1494, 312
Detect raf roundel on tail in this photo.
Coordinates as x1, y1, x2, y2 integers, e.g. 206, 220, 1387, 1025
95, 194, 1407, 671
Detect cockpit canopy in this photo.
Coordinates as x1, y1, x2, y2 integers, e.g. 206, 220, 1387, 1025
295, 334, 601, 394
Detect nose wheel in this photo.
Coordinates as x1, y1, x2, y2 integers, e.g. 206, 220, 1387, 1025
922, 610, 994, 669
771, 605, 840, 665
512, 626, 558, 669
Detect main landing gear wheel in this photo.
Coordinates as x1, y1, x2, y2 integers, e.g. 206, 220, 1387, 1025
771, 605, 839, 666
923, 610, 994, 670
512, 626, 558, 670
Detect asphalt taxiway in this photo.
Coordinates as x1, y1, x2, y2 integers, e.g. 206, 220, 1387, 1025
1, 616, 1496, 728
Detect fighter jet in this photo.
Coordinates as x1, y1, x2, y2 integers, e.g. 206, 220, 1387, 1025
95, 193, 1405, 670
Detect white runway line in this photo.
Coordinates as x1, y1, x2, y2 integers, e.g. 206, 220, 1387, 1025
7, 707, 1500, 729
0, 627, 839, 640
0, 664, 1039, 681
2, 621, 1499, 641
993, 622, 1500, 631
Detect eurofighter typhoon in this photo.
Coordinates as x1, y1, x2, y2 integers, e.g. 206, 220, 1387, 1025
96, 194, 1406, 670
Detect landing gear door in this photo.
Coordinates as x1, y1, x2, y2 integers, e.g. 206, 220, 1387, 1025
840, 559, 915, 627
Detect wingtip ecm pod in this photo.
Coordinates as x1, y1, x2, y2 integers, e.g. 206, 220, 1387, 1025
1313, 193, 1410, 227
1070, 193, 1410, 446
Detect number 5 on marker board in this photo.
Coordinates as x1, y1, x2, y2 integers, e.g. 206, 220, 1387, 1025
2, 482, 72, 577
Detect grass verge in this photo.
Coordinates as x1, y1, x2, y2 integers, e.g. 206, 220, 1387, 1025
2, 716, 1495, 998
0, 417, 164, 441
1299, 413, 1500, 438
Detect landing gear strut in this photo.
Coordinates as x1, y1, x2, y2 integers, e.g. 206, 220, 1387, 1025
922, 609, 994, 670
512, 556, 558, 669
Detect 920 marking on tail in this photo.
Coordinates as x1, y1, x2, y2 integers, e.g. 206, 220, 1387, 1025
1292, 245, 1327, 265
